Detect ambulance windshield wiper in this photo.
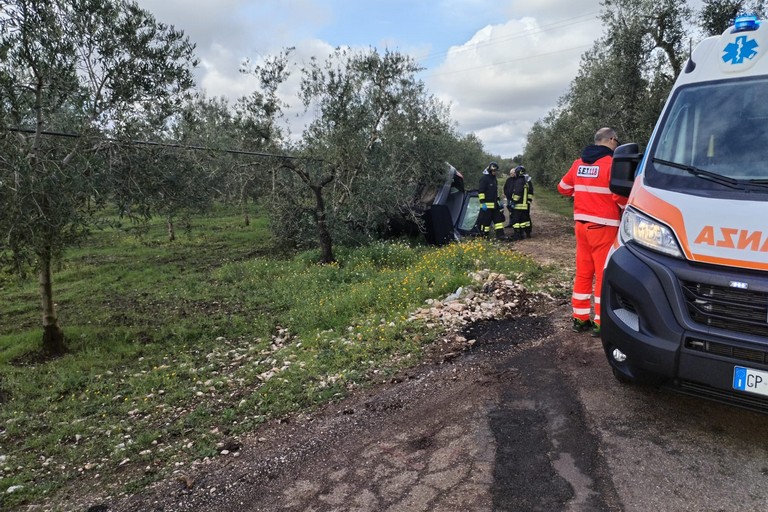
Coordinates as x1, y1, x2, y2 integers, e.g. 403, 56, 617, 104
745, 178, 768, 189
652, 158, 742, 189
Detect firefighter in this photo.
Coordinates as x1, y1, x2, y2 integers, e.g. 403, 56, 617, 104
503, 165, 532, 241
477, 162, 506, 240
523, 167, 534, 238
557, 127, 627, 337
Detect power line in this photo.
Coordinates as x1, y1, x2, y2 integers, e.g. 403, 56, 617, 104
6, 126, 308, 160
424, 43, 591, 78
414, 11, 601, 65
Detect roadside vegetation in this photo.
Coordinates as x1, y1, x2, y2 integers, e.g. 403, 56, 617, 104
524, 0, 767, 189
533, 188, 574, 219
0, 205, 560, 509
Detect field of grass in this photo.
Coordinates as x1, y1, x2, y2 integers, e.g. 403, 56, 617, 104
534, 185, 574, 218
0, 204, 563, 509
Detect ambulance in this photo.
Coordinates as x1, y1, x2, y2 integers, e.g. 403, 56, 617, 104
601, 15, 768, 410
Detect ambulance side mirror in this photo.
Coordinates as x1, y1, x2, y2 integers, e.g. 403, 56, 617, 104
610, 143, 642, 197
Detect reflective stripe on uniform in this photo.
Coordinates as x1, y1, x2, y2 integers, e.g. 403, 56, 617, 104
573, 213, 621, 226
573, 184, 613, 194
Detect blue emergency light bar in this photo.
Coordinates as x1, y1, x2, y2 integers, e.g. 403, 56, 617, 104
733, 14, 760, 32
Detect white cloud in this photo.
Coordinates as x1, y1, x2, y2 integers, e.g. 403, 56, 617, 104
428, 15, 598, 156
134, 0, 604, 157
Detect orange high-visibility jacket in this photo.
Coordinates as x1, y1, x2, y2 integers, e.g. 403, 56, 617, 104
557, 152, 626, 226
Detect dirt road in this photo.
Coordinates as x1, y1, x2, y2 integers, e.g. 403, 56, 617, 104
77, 208, 768, 512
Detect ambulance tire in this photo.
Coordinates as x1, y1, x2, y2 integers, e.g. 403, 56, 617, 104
612, 368, 633, 385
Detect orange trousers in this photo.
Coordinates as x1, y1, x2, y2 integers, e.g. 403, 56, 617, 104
572, 221, 618, 326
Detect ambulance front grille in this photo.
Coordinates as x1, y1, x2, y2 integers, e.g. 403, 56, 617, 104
685, 337, 768, 364
675, 380, 768, 413
681, 281, 768, 338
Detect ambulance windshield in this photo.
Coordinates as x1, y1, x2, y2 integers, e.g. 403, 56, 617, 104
648, 77, 768, 193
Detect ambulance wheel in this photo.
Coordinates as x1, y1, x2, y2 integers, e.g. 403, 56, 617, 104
612, 368, 632, 385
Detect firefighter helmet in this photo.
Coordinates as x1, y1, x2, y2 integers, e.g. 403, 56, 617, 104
488, 162, 499, 172
514, 165, 525, 176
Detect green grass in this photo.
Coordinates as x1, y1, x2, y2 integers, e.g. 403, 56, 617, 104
0, 204, 557, 510
534, 186, 574, 218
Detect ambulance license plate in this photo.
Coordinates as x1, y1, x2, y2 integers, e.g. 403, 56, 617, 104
733, 366, 768, 396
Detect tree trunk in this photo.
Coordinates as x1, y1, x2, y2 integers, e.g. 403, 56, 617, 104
241, 193, 250, 226
312, 186, 335, 263
167, 216, 176, 241
39, 247, 66, 355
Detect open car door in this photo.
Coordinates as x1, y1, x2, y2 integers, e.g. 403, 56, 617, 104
424, 164, 480, 245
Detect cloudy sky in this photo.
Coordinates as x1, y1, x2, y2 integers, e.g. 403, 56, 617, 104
134, 0, 607, 157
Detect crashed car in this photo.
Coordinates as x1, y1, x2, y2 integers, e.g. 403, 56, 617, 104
383, 163, 483, 245
422, 164, 481, 245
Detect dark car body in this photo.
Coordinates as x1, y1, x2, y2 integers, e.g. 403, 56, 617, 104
422, 164, 481, 245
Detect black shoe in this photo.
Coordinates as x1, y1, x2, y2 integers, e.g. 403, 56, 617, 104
572, 318, 592, 333
590, 323, 601, 338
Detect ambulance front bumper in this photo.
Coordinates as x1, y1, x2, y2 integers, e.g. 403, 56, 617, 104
601, 244, 768, 409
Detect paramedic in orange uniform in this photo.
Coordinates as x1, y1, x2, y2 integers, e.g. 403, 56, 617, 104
558, 127, 627, 337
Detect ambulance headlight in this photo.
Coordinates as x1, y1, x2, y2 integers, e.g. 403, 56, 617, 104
621, 208, 683, 258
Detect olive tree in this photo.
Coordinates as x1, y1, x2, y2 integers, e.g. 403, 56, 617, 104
0, 0, 196, 354
699, 0, 766, 35
275, 48, 452, 263
233, 51, 292, 226
524, 0, 693, 183
443, 133, 488, 187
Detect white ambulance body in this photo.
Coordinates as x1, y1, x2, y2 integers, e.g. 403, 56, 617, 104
602, 15, 768, 410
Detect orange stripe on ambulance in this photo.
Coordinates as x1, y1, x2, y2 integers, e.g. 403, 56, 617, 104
693, 226, 768, 252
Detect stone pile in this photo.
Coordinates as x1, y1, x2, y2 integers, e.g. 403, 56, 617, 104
407, 270, 532, 331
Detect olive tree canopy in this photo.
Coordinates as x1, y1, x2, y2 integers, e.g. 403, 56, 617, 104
0, 0, 197, 354
273, 47, 455, 262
